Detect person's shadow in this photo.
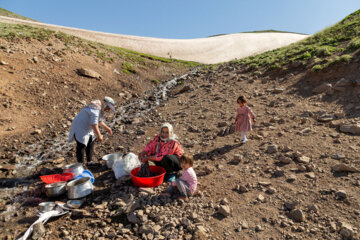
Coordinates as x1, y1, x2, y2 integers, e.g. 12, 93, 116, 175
194, 143, 244, 160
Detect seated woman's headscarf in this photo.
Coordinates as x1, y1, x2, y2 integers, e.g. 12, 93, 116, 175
159, 123, 178, 141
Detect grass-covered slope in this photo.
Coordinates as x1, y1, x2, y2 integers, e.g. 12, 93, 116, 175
0, 8, 37, 21
0, 22, 200, 68
232, 9, 360, 73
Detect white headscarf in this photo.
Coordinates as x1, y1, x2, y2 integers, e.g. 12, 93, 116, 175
159, 123, 177, 141
155, 123, 179, 154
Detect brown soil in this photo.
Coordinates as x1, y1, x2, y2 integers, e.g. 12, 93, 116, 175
1, 35, 360, 240
0, 36, 190, 157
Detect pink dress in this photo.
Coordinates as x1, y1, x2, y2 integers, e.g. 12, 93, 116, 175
235, 105, 255, 132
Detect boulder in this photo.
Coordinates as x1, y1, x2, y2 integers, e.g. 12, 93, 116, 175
332, 163, 359, 173
339, 124, 360, 135
334, 78, 352, 87
77, 68, 102, 80
312, 83, 332, 94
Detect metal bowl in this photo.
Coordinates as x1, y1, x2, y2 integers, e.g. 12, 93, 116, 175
67, 199, 84, 209
67, 177, 93, 199
45, 181, 67, 197
38, 202, 56, 212
63, 163, 84, 178
102, 152, 123, 169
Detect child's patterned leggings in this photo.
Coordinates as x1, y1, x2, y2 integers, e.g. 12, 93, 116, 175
167, 179, 191, 197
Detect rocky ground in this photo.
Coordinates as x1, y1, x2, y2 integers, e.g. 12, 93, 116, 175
1, 37, 360, 240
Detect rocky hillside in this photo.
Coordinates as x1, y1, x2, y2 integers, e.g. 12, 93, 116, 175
0, 8, 359, 240
0, 22, 198, 157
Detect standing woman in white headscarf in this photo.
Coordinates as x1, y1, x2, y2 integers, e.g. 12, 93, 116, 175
68, 97, 116, 164
138, 123, 184, 182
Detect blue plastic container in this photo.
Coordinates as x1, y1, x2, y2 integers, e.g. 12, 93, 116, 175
74, 170, 95, 183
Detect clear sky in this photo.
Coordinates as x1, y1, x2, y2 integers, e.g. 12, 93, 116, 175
1, 0, 359, 39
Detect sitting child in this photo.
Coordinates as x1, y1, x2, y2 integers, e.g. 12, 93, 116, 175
162, 153, 197, 200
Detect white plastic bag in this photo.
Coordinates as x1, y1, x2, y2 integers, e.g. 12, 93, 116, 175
112, 152, 141, 179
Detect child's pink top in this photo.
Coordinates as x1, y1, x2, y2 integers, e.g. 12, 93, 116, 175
235, 105, 255, 132
173, 167, 197, 194
142, 135, 184, 161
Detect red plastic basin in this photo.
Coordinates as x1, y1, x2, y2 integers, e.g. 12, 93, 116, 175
130, 166, 166, 188
40, 173, 74, 184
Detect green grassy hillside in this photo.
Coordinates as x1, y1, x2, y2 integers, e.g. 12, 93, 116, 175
232, 9, 360, 73
0, 8, 37, 21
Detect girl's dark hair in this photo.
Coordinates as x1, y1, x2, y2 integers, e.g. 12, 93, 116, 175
237, 96, 248, 104
180, 153, 194, 167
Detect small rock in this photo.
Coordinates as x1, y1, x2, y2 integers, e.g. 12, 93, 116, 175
31, 129, 42, 135
240, 221, 249, 229
298, 156, 310, 164
266, 187, 276, 194
255, 225, 264, 232
331, 153, 346, 160
218, 205, 231, 217
335, 190, 347, 199
237, 185, 249, 193
193, 227, 208, 239
220, 198, 229, 205
288, 209, 305, 222
266, 144, 278, 154
308, 204, 319, 213
284, 201, 299, 210
257, 194, 265, 202
340, 222, 354, 239
32, 222, 45, 240
305, 172, 316, 179
286, 174, 297, 182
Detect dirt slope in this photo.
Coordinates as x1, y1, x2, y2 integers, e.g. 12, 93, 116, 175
1, 53, 360, 239
0, 16, 308, 64
0, 35, 194, 152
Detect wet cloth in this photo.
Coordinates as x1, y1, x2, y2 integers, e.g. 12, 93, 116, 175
142, 135, 184, 161
172, 167, 197, 194
137, 161, 158, 177
235, 105, 255, 132
68, 100, 104, 146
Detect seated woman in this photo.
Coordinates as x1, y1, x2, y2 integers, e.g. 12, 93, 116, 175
138, 123, 183, 182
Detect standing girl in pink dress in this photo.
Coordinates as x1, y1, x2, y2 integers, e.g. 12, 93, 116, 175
235, 96, 256, 143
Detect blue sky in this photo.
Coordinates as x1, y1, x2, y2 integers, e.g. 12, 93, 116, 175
1, 0, 359, 39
